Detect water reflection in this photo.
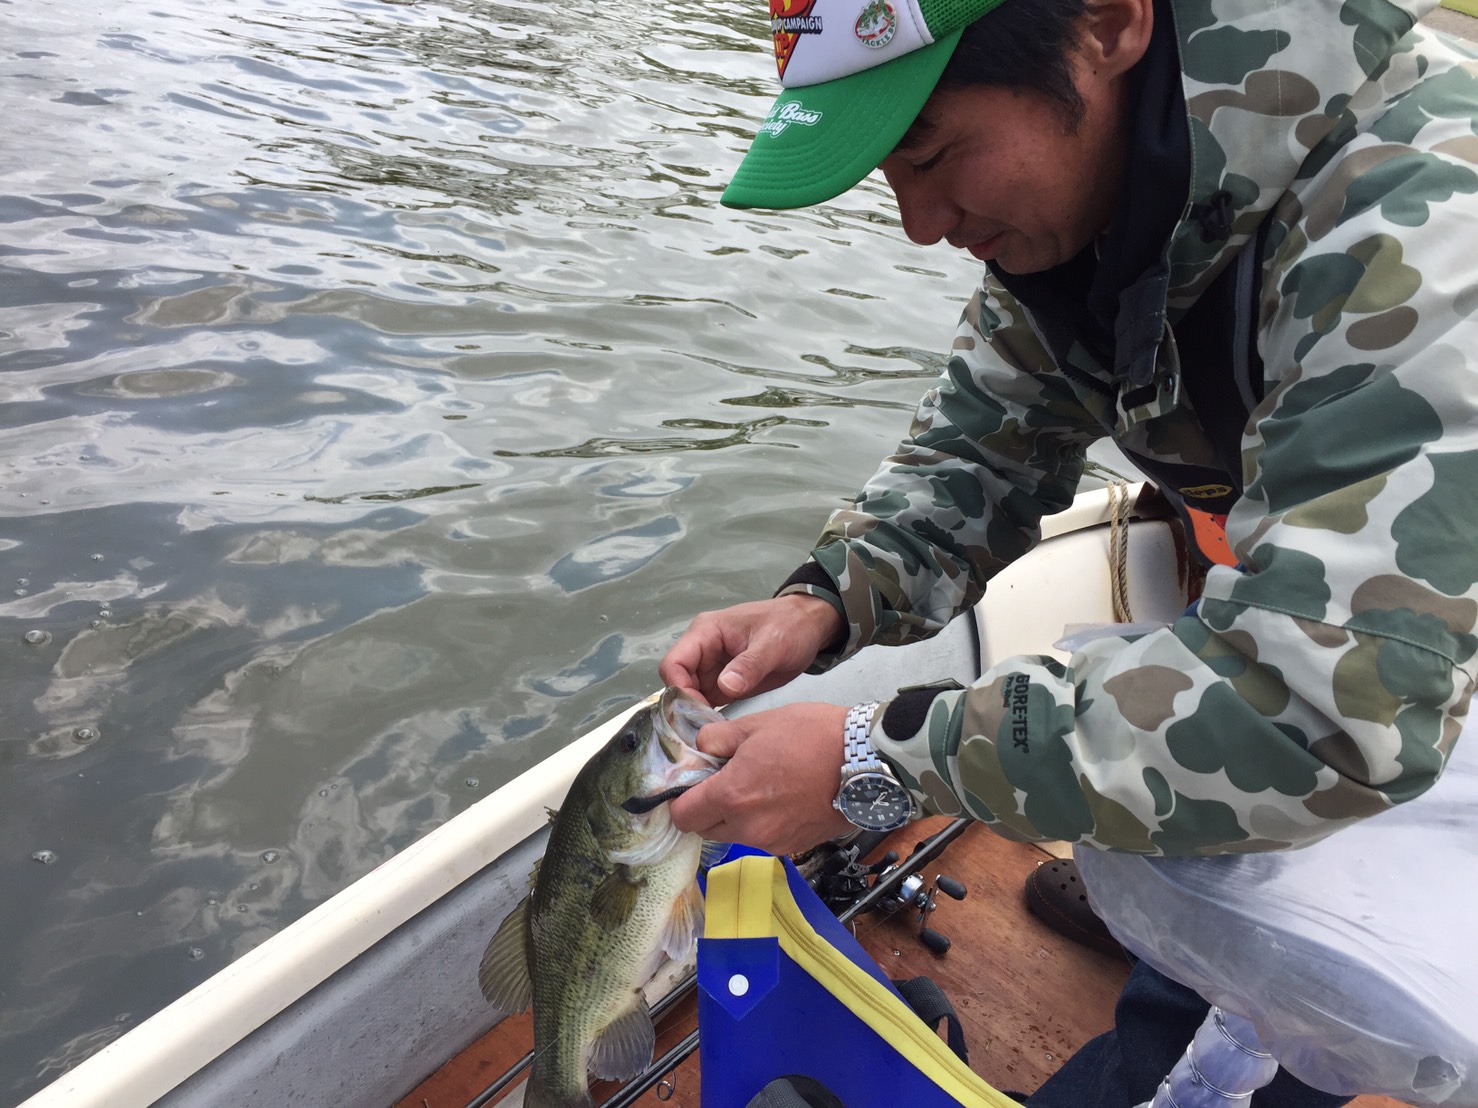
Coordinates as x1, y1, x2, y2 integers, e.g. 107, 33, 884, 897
550, 517, 683, 592
0, 0, 984, 1096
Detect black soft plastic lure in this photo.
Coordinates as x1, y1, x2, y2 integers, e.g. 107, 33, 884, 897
620, 784, 692, 815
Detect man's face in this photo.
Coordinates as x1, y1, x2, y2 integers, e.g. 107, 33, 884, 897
878, 61, 1132, 275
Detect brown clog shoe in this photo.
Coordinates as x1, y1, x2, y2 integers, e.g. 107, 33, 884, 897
1024, 857, 1125, 959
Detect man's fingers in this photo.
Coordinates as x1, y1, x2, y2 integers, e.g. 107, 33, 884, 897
657, 635, 710, 691
717, 634, 790, 699
661, 619, 748, 704
670, 719, 754, 834
669, 777, 723, 836
657, 666, 710, 707
656, 655, 689, 690
716, 664, 749, 699
692, 718, 747, 759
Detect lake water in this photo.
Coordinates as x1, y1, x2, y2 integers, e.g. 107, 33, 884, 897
0, 0, 985, 1096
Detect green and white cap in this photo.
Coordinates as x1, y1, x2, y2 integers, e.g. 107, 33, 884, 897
723, 0, 1008, 210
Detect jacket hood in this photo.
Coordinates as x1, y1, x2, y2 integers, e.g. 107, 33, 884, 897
1164, 0, 1436, 305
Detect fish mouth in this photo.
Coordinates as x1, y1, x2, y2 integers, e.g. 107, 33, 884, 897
654, 687, 725, 771
622, 689, 724, 816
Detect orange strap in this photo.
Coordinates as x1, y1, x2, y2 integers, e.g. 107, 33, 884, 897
1187, 509, 1237, 568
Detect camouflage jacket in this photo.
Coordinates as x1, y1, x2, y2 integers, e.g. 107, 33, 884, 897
780, 0, 1478, 855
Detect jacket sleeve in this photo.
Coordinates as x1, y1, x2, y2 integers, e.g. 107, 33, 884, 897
872, 99, 1478, 855
775, 280, 1106, 662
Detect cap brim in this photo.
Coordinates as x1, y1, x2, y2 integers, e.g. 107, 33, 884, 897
721, 30, 962, 211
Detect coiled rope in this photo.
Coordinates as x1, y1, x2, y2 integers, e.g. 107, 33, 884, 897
1106, 481, 1133, 623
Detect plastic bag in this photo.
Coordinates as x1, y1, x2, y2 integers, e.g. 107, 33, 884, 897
1076, 721, 1478, 1105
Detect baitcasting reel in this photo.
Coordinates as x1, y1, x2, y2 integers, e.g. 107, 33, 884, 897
810, 832, 968, 954
874, 861, 968, 955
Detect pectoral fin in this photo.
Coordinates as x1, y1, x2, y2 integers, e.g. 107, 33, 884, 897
591, 864, 645, 929
658, 879, 704, 963
477, 895, 533, 1012
700, 840, 730, 868
588, 995, 656, 1081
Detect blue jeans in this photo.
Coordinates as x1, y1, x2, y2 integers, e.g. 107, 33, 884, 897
1024, 961, 1353, 1108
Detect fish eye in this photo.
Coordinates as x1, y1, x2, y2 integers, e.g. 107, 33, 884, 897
619, 729, 639, 753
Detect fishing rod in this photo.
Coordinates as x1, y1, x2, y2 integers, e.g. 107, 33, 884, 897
464, 966, 700, 1108
463, 817, 973, 1108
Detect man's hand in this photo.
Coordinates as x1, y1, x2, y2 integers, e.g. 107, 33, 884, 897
658, 595, 844, 706
668, 702, 854, 856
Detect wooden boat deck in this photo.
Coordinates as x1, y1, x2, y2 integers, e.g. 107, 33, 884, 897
399, 819, 1409, 1108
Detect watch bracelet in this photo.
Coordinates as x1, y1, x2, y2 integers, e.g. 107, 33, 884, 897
843, 701, 881, 769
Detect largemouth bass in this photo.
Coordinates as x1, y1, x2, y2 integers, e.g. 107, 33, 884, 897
478, 687, 725, 1108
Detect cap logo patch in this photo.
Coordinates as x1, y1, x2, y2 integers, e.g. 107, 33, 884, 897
854, 0, 897, 48
770, 0, 823, 79
759, 100, 824, 136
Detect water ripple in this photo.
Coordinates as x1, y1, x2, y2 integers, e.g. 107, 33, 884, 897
0, 0, 985, 1095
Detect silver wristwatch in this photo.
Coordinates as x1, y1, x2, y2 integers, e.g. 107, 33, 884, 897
833, 702, 915, 832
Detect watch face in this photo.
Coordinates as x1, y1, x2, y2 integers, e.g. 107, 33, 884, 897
837, 773, 913, 831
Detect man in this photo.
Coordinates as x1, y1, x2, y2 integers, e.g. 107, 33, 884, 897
660, 0, 1478, 1103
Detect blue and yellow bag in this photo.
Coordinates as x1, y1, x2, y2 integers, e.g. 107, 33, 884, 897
698, 854, 1016, 1108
